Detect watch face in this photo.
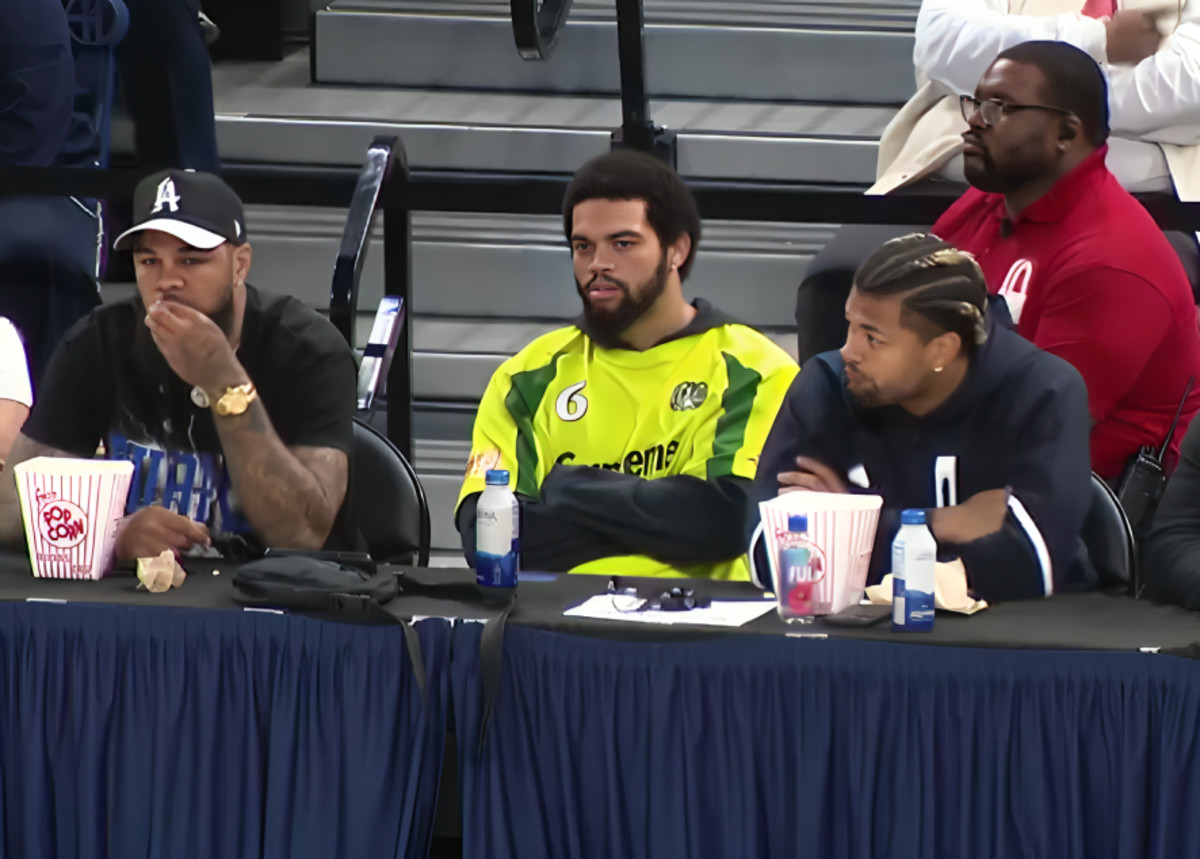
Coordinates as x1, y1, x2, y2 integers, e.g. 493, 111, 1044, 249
190, 386, 210, 408
216, 386, 253, 416
225, 392, 244, 415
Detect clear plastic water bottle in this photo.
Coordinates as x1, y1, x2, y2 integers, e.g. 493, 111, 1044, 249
476, 469, 519, 587
892, 508, 936, 632
777, 514, 820, 623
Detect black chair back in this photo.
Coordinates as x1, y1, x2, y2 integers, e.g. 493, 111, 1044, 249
351, 417, 430, 566
1081, 472, 1139, 595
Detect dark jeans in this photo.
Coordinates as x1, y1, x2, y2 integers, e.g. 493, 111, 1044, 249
0, 0, 74, 167
116, 0, 219, 172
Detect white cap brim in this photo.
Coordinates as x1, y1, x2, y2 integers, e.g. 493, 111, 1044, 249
113, 218, 227, 251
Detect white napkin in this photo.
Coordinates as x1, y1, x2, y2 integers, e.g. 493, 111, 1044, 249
864, 558, 989, 615
136, 550, 187, 593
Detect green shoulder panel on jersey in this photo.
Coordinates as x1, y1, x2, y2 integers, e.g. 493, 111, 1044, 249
490, 325, 585, 498
709, 323, 796, 371
492, 324, 585, 379
708, 351, 762, 480
504, 352, 566, 498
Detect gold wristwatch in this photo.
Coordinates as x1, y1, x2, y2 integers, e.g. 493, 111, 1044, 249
191, 382, 257, 416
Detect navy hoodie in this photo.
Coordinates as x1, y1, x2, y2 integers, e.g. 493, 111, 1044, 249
752, 326, 1095, 601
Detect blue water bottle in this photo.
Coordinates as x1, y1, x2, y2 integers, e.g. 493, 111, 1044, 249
475, 469, 519, 587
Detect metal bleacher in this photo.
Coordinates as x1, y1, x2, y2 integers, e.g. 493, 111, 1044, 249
141, 0, 924, 552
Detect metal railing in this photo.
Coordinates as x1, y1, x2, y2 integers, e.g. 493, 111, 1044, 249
510, 0, 574, 60
330, 137, 413, 457
511, 0, 677, 162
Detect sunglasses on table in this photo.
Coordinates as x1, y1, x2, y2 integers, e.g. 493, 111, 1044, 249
607, 578, 711, 613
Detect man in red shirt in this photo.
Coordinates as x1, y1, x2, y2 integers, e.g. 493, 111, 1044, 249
933, 40, 1200, 481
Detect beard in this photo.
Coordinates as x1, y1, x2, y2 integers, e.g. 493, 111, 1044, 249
206, 292, 237, 338
843, 368, 888, 409
576, 253, 670, 339
962, 145, 1049, 195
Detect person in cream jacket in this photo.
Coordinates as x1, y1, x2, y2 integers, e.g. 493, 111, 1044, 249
872, 0, 1200, 200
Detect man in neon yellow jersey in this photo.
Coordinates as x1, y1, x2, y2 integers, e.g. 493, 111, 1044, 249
456, 150, 797, 579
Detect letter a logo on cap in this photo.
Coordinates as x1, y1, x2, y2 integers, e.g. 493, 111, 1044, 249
152, 178, 182, 214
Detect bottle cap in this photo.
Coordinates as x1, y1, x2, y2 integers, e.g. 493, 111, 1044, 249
787, 514, 808, 533
485, 469, 510, 485
900, 509, 927, 525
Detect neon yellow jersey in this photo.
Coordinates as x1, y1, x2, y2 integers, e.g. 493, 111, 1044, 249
457, 306, 798, 579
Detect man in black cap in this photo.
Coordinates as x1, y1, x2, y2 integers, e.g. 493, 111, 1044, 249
0, 169, 357, 560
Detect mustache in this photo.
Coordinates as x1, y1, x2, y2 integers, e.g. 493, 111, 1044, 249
585, 274, 627, 291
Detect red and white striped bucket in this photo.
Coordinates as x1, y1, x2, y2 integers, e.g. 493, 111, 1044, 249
758, 491, 883, 615
14, 458, 134, 579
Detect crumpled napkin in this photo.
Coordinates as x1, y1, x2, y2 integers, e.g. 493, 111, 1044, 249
136, 550, 187, 593
864, 558, 989, 615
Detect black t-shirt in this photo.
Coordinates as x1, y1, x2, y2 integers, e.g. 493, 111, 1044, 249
23, 285, 358, 556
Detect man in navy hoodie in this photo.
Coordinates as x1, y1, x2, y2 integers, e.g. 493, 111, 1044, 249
754, 232, 1094, 602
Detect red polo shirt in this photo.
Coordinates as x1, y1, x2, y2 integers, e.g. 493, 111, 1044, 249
933, 146, 1200, 479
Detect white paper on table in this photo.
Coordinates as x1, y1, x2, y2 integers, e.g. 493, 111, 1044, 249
563, 595, 776, 627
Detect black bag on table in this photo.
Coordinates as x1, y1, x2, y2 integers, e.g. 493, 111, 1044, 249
232, 554, 397, 613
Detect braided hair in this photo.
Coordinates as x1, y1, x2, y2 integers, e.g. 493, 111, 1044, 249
853, 233, 989, 356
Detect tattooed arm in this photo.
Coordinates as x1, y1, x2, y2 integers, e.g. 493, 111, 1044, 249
145, 298, 348, 550
211, 400, 348, 549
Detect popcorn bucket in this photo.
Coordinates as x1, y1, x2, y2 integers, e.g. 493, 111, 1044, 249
14, 457, 134, 579
758, 491, 883, 617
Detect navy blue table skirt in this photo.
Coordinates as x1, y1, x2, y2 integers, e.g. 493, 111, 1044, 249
0, 601, 449, 859
450, 623, 1200, 859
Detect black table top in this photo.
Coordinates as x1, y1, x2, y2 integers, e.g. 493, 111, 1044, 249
2, 553, 1197, 655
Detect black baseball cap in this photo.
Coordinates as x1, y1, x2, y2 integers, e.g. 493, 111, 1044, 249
114, 169, 247, 251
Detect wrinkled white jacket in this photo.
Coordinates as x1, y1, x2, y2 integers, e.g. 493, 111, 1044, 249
872, 0, 1200, 200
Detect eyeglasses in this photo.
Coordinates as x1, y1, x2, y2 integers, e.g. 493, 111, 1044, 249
959, 95, 1075, 127
608, 580, 647, 613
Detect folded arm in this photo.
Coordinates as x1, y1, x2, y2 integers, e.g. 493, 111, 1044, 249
915, 0, 1106, 95
540, 466, 751, 561
1108, 11, 1200, 141
457, 469, 750, 571
941, 375, 1093, 601
456, 491, 617, 572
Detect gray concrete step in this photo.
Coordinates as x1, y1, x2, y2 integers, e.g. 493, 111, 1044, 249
333, 0, 920, 29
178, 51, 894, 182
314, 0, 919, 102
